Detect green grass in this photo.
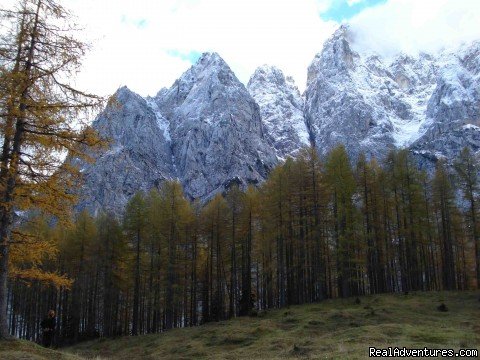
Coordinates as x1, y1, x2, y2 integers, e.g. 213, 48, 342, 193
2, 291, 479, 359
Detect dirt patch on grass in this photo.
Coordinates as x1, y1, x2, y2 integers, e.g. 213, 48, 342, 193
329, 311, 354, 320
306, 320, 323, 326
290, 343, 312, 357
205, 334, 256, 347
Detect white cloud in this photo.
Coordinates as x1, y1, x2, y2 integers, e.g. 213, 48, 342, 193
5, 0, 479, 100
347, 0, 365, 6
65, 0, 336, 97
349, 0, 480, 60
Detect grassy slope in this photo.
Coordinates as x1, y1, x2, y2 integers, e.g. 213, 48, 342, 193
70, 291, 480, 360
0, 339, 82, 360
2, 291, 479, 359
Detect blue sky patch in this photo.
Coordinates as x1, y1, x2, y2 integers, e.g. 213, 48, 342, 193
166, 49, 202, 63
136, 19, 148, 28
320, 0, 387, 22
120, 15, 148, 28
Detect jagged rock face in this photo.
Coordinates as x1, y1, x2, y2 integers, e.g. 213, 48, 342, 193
305, 27, 392, 161
154, 52, 277, 199
304, 25, 480, 167
77, 53, 278, 214
75, 87, 175, 214
425, 44, 480, 127
411, 42, 480, 169
304, 25, 438, 161
412, 124, 480, 172
247, 65, 310, 159
75, 28, 480, 215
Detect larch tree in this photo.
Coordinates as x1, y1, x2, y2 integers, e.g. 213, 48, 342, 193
0, 0, 102, 339
95, 212, 127, 338
9, 213, 71, 289
432, 160, 458, 290
144, 189, 162, 333
385, 150, 425, 292
62, 210, 97, 342
454, 147, 480, 288
238, 185, 258, 316
124, 192, 147, 336
357, 154, 381, 294
324, 145, 358, 297
262, 163, 289, 307
201, 194, 229, 322
4, 144, 480, 341
296, 147, 327, 301
157, 181, 193, 329
225, 186, 241, 317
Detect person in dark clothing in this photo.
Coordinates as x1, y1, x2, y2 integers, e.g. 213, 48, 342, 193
40, 310, 56, 348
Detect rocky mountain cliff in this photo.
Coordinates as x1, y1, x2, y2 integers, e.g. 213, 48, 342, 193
304, 25, 480, 166
76, 27, 480, 214
305, 25, 436, 160
76, 53, 278, 214
410, 41, 480, 168
247, 65, 310, 159
153, 53, 277, 200
74, 86, 175, 214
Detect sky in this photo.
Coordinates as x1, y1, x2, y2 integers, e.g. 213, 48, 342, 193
44, 0, 480, 97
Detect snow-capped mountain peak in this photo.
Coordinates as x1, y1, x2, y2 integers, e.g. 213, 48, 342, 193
304, 26, 480, 161
248, 65, 310, 160
74, 28, 480, 214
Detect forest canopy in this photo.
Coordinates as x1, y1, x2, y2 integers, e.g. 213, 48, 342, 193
5, 145, 480, 343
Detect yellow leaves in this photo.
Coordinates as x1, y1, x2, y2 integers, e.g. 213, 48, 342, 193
8, 214, 72, 289
10, 234, 57, 265
13, 175, 77, 224
0, 0, 107, 310
1, 0, 105, 219
10, 267, 72, 289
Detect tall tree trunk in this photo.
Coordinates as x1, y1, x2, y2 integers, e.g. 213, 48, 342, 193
165, 196, 176, 329
132, 228, 141, 335
0, 0, 42, 339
